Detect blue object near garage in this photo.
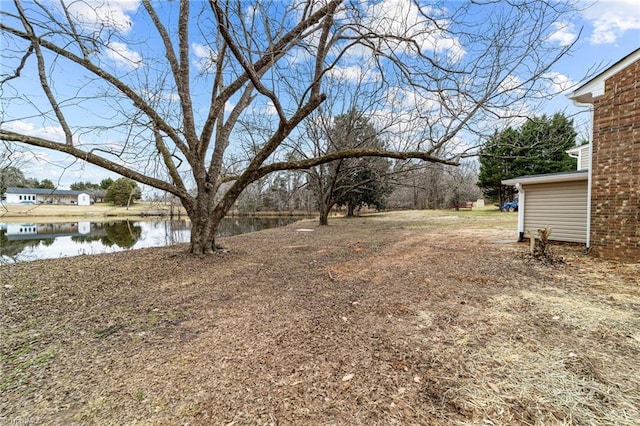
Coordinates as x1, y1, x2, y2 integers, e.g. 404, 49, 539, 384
500, 201, 518, 212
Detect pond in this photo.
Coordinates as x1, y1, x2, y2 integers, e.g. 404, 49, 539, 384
0, 216, 302, 264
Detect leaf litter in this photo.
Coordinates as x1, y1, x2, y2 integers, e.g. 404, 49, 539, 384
1, 210, 638, 425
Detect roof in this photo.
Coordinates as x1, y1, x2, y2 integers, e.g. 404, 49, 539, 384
566, 144, 589, 155
568, 47, 640, 105
502, 170, 588, 186
4, 187, 88, 196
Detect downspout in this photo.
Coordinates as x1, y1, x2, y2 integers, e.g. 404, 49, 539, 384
516, 183, 525, 242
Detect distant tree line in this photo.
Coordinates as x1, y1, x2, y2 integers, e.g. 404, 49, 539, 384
70, 178, 114, 191
0, 166, 56, 194
232, 160, 481, 217
2, 112, 579, 216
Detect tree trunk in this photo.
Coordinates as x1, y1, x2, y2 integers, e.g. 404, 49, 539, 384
185, 195, 225, 254
317, 187, 333, 226
188, 216, 218, 254
319, 207, 330, 226
347, 202, 355, 217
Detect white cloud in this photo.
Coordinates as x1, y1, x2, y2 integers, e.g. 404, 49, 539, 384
3, 120, 66, 142
142, 89, 179, 103
548, 22, 578, 46
192, 43, 217, 73
544, 72, 575, 94
326, 65, 381, 83
105, 42, 141, 68
583, 0, 640, 44
361, 0, 465, 61
499, 75, 524, 93
287, 46, 313, 66
61, 0, 139, 34
287, 30, 322, 66
243, 100, 278, 117
261, 101, 278, 116
6, 148, 54, 166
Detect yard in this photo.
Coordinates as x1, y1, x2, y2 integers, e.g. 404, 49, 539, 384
1, 210, 639, 425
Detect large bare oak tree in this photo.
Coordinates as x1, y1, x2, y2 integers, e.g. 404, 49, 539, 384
0, 0, 577, 253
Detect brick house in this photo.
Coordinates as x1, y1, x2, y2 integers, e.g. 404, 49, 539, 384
504, 48, 639, 262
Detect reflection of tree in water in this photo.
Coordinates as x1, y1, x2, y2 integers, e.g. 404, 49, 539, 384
71, 222, 107, 244
216, 217, 296, 237
0, 229, 41, 260
71, 234, 103, 243
162, 219, 190, 245
102, 221, 142, 248
41, 238, 55, 247
1, 217, 297, 263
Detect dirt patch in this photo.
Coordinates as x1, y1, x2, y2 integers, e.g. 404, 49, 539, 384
1, 211, 638, 425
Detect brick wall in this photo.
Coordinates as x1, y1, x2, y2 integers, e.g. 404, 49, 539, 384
590, 58, 640, 262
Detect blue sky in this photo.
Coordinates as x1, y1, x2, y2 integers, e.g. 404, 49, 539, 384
1, 0, 639, 191
542, 0, 640, 139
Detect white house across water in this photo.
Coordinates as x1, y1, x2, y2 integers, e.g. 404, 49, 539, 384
2, 187, 91, 206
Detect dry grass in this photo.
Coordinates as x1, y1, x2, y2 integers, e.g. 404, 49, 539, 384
1, 210, 639, 425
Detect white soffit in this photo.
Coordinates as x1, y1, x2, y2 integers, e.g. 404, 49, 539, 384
568, 48, 640, 105
502, 171, 588, 186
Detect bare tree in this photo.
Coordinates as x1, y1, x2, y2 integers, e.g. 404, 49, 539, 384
446, 161, 481, 210
302, 107, 391, 225
0, 0, 577, 253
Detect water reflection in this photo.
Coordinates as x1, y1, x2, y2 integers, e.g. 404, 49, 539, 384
0, 217, 299, 263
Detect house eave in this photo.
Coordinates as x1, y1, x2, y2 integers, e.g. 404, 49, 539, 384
567, 47, 640, 106
502, 171, 588, 186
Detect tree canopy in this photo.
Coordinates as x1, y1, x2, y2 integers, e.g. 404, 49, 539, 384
38, 179, 55, 189
71, 181, 100, 191
0, 166, 56, 194
104, 178, 142, 207
0, 166, 26, 195
308, 110, 392, 223
478, 113, 578, 205
0, 0, 578, 253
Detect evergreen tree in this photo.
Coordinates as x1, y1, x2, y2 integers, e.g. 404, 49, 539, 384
336, 166, 392, 216
100, 178, 114, 190
38, 179, 55, 189
310, 110, 391, 224
104, 178, 142, 207
478, 113, 577, 205
0, 166, 26, 194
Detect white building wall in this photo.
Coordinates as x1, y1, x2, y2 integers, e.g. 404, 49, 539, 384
78, 193, 90, 206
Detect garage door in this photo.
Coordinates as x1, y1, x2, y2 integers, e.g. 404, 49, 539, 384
523, 180, 588, 243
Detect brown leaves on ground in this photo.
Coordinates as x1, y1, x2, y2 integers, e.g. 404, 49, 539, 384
1, 211, 639, 425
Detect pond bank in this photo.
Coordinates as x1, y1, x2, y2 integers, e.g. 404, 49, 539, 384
0, 203, 315, 222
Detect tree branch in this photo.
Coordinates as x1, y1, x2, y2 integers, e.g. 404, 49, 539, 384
0, 19, 192, 161
0, 129, 182, 196
14, 0, 73, 145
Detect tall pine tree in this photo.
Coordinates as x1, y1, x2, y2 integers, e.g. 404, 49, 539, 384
478, 113, 577, 205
